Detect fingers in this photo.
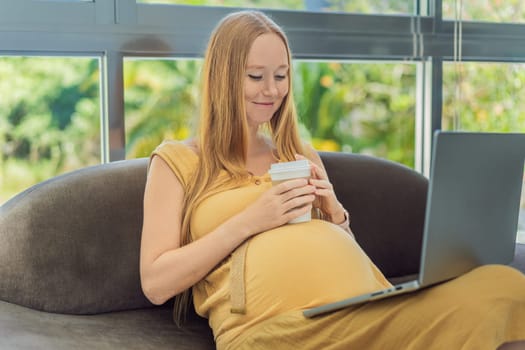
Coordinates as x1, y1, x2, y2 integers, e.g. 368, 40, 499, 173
283, 193, 315, 212
273, 178, 310, 194
279, 184, 316, 211
309, 177, 333, 196
292, 154, 332, 198
310, 162, 328, 180
271, 178, 315, 212
295, 154, 327, 181
309, 178, 333, 189
293, 153, 341, 221
282, 203, 313, 222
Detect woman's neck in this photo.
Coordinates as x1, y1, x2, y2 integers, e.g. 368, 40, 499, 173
245, 131, 276, 176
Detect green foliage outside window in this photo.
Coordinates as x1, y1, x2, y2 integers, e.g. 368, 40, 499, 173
293, 62, 415, 161
3, 58, 525, 205
443, 63, 525, 133
124, 59, 417, 167
442, 0, 525, 23
124, 59, 200, 158
0, 57, 100, 203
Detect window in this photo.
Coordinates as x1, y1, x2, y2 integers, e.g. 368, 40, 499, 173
124, 58, 416, 167
124, 58, 201, 158
443, 62, 525, 133
0, 56, 101, 204
294, 61, 416, 166
443, 0, 525, 23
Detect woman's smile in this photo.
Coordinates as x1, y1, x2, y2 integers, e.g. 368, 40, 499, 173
253, 101, 275, 107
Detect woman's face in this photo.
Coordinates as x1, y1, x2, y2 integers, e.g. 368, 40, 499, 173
244, 33, 289, 128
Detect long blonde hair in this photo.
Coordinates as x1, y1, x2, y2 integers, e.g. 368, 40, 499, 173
174, 10, 304, 326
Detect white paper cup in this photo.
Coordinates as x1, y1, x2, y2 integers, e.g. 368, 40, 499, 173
268, 159, 311, 224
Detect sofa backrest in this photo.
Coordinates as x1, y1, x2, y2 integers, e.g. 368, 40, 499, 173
0, 158, 150, 314
320, 152, 428, 278
0, 152, 428, 314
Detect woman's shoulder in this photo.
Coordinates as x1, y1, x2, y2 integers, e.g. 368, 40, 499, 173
153, 138, 199, 159
150, 139, 199, 184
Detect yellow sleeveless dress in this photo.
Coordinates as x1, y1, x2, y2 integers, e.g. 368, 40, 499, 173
153, 140, 525, 350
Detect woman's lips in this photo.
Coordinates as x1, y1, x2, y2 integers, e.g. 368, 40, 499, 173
254, 102, 274, 107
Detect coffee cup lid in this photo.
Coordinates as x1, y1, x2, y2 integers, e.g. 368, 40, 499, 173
268, 159, 310, 174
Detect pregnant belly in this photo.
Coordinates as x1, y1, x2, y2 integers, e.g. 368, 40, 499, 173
244, 219, 389, 313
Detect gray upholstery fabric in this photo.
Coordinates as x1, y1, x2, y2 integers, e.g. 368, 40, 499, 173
0, 301, 213, 350
0, 158, 151, 314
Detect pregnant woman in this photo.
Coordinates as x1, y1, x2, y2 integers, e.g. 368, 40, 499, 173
140, 10, 525, 350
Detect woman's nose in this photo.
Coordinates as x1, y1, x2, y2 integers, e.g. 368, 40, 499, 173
262, 79, 278, 96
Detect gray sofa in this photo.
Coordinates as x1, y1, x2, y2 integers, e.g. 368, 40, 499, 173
1, 152, 524, 349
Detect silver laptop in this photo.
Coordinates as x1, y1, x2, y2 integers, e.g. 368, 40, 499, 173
304, 131, 525, 318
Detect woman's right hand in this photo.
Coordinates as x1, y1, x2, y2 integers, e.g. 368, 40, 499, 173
238, 178, 316, 237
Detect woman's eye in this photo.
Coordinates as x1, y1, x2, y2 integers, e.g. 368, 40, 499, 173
275, 75, 287, 81
248, 74, 263, 81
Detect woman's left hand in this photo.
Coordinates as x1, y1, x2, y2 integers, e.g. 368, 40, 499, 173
295, 154, 346, 224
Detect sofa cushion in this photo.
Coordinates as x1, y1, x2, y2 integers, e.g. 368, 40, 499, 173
0, 300, 214, 350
